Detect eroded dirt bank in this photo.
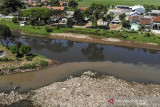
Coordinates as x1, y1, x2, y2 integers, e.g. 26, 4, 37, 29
16, 30, 160, 51
1, 71, 160, 106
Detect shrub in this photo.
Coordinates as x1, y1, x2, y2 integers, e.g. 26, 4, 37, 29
40, 60, 48, 67
0, 58, 13, 62
26, 56, 33, 61
45, 26, 52, 32
67, 18, 75, 28
20, 44, 31, 55
9, 45, 19, 55
12, 17, 18, 23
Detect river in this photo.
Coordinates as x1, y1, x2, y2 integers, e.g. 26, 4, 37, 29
0, 35, 160, 92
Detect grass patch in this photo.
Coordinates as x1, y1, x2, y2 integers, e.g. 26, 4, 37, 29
66, 0, 160, 7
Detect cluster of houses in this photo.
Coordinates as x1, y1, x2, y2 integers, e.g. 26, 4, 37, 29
106, 5, 160, 34
0, 0, 160, 34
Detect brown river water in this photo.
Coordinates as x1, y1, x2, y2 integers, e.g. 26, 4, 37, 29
0, 35, 160, 92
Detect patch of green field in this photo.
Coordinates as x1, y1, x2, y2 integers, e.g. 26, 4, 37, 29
0, 19, 50, 36
74, 0, 160, 7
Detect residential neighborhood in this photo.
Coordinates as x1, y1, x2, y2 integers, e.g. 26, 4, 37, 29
0, 0, 160, 35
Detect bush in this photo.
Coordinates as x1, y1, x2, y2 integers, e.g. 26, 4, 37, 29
68, 0, 78, 7
9, 45, 19, 54
26, 56, 33, 61
45, 26, 52, 32
67, 18, 75, 28
12, 17, 18, 23
20, 44, 31, 55
0, 58, 13, 62
40, 60, 48, 67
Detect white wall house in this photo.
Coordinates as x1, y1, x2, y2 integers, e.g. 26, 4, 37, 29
130, 5, 145, 15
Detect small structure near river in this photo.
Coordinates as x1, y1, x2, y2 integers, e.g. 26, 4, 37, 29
0, 51, 7, 58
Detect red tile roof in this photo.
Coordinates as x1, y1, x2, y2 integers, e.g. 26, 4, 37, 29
132, 15, 141, 21
140, 17, 152, 25
78, 7, 87, 11
153, 16, 160, 23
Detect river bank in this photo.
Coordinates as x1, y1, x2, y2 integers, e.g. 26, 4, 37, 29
0, 45, 59, 75
15, 30, 160, 51
0, 71, 160, 106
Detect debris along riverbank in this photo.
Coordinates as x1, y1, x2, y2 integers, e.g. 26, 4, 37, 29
1, 71, 160, 106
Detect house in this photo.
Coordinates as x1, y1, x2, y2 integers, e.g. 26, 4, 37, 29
148, 10, 160, 16
117, 5, 145, 15
130, 24, 139, 31
60, 1, 68, 6
128, 15, 141, 24
129, 5, 145, 15
111, 18, 121, 24
97, 19, 108, 26
66, 11, 74, 18
19, 21, 27, 26
78, 7, 87, 11
139, 16, 152, 27
108, 9, 122, 15
152, 16, 160, 30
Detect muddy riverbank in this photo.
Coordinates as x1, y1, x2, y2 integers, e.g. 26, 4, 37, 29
1, 71, 160, 106
13, 30, 160, 51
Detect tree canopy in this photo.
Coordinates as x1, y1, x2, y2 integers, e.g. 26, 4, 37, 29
84, 3, 108, 27
73, 9, 85, 25
48, 0, 60, 6
0, 0, 24, 15
21, 8, 53, 25
68, 0, 78, 7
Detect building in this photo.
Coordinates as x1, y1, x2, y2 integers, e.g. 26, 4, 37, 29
128, 15, 141, 24
78, 7, 87, 11
152, 16, 160, 30
116, 5, 145, 15
60, 1, 68, 6
97, 19, 108, 26
139, 16, 152, 27
19, 21, 27, 26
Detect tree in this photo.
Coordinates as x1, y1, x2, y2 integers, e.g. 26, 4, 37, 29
119, 14, 126, 20
9, 45, 19, 55
20, 44, 31, 55
0, 0, 24, 15
0, 24, 11, 40
84, 3, 108, 27
48, 0, 60, 6
67, 18, 75, 27
158, 6, 160, 10
106, 14, 113, 21
68, 0, 78, 7
121, 19, 131, 28
12, 17, 18, 23
73, 9, 85, 25
21, 8, 52, 25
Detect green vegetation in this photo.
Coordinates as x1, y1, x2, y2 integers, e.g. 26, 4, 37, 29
1, 19, 160, 45
21, 7, 53, 26
0, 19, 50, 35
0, 0, 24, 15
0, 45, 51, 75
68, 0, 78, 7
69, 0, 160, 7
